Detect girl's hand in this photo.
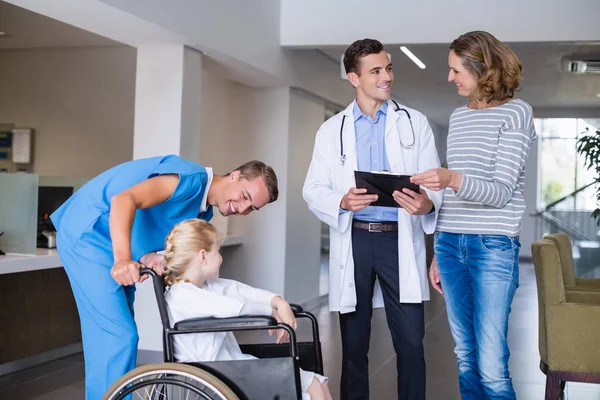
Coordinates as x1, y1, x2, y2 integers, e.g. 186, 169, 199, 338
269, 297, 297, 344
139, 252, 166, 275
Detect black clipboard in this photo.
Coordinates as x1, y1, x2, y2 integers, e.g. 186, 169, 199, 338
354, 171, 420, 208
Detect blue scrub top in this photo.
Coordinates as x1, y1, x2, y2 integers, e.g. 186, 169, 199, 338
51, 155, 213, 266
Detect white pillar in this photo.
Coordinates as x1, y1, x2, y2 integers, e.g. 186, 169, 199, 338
132, 43, 203, 359
133, 44, 202, 162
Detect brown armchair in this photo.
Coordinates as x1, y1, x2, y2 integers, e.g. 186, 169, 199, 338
532, 239, 600, 399
544, 233, 600, 292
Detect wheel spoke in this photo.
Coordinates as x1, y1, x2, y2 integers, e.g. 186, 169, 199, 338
104, 363, 238, 400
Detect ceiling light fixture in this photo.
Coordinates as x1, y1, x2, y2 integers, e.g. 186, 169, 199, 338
400, 46, 426, 69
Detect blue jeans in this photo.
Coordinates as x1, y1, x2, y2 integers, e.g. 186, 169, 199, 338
434, 232, 519, 400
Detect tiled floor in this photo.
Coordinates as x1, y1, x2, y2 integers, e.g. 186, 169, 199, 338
1, 263, 600, 399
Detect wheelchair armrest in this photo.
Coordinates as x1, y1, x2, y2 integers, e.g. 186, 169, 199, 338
290, 303, 304, 314
174, 315, 278, 332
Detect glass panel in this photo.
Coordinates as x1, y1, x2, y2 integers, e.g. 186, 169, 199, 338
536, 118, 579, 139
539, 138, 577, 209
0, 173, 39, 254
580, 119, 600, 135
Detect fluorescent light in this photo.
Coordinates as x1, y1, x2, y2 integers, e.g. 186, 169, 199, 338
400, 46, 426, 69
0, 32, 6, 36
596, 93, 600, 98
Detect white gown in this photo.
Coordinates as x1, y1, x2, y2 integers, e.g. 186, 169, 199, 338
165, 279, 327, 399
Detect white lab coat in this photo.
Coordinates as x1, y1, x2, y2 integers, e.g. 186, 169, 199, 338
303, 100, 443, 313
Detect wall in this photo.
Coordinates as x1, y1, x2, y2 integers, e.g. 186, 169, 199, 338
200, 75, 326, 304
521, 140, 539, 258
98, 0, 355, 106
198, 70, 240, 175
284, 89, 325, 304
429, 122, 448, 165
100, 0, 283, 80
199, 72, 291, 295
0, 46, 136, 177
224, 86, 290, 295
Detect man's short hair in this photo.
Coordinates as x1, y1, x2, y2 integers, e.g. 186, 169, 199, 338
343, 39, 385, 76
232, 160, 278, 203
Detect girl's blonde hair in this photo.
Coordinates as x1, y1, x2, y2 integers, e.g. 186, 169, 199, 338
163, 219, 218, 286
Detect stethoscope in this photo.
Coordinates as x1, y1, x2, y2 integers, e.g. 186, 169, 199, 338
339, 99, 415, 165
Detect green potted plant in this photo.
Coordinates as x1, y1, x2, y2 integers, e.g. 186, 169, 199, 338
577, 127, 600, 223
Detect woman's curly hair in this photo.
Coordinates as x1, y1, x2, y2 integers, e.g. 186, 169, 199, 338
450, 31, 522, 102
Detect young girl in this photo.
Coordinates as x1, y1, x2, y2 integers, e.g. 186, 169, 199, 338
163, 218, 332, 400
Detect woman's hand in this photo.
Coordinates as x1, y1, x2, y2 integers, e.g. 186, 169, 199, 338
429, 257, 443, 296
411, 168, 462, 192
111, 260, 142, 286
269, 296, 297, 344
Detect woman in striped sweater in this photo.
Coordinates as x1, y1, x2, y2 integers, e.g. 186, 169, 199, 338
411, 31, 536, 400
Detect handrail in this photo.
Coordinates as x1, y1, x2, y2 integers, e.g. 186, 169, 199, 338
537, 210, 590, 241
532, 181, 597, 217
534, 181, 600, 215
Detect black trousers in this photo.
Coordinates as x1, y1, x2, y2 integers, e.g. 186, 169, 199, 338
339, 225, 426, 400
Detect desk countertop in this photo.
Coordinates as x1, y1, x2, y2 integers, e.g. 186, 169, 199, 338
0, 235, 243, 276
0, 248, 62, 275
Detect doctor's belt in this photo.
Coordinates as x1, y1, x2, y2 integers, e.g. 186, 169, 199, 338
352, 220, 398, 232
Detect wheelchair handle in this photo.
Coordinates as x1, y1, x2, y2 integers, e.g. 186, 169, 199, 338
139, 267, 156, 277
289, 304, 304, 314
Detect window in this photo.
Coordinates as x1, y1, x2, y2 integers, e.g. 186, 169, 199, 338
536, 118, 600, 210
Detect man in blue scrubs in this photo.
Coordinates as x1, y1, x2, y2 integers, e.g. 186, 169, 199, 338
51, 155, 278, 399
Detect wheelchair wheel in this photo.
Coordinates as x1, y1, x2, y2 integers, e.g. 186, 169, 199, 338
102, 362, 241, 400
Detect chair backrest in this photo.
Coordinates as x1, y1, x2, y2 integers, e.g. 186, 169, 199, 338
140, 268, 172, 330
531, 239, 567, 364
544, 232, 576, 286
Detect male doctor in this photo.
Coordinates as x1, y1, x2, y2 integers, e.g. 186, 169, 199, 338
303, 39, 442, 400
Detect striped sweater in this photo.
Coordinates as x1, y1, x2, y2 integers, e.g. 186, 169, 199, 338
436, 99, 536, 237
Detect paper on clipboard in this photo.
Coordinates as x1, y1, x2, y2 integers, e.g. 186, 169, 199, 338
354, 170, 420, 208
12, 128, 33, 164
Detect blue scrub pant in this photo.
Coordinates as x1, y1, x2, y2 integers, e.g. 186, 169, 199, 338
56, 234, 138, 400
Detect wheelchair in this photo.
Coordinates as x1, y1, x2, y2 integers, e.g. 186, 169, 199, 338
102, 268, 324, 400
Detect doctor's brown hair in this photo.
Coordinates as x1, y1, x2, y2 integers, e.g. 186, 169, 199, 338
229, 160, 278, 204
343, 38, 385, 76
163, 219, 218, 286
450, 31, 522, 102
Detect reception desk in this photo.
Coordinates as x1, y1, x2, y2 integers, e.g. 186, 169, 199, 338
0, 235, 244, 376
0, 250, 82, 376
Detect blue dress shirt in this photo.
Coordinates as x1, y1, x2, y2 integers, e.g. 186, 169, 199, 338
352, 100, 398, 222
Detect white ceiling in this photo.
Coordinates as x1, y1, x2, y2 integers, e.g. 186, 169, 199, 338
0, 1, 120, 49
2, 1, 599, 128
319, 42, 600, 127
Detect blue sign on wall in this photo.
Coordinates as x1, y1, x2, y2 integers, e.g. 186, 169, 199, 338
0, 132, 12, 147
